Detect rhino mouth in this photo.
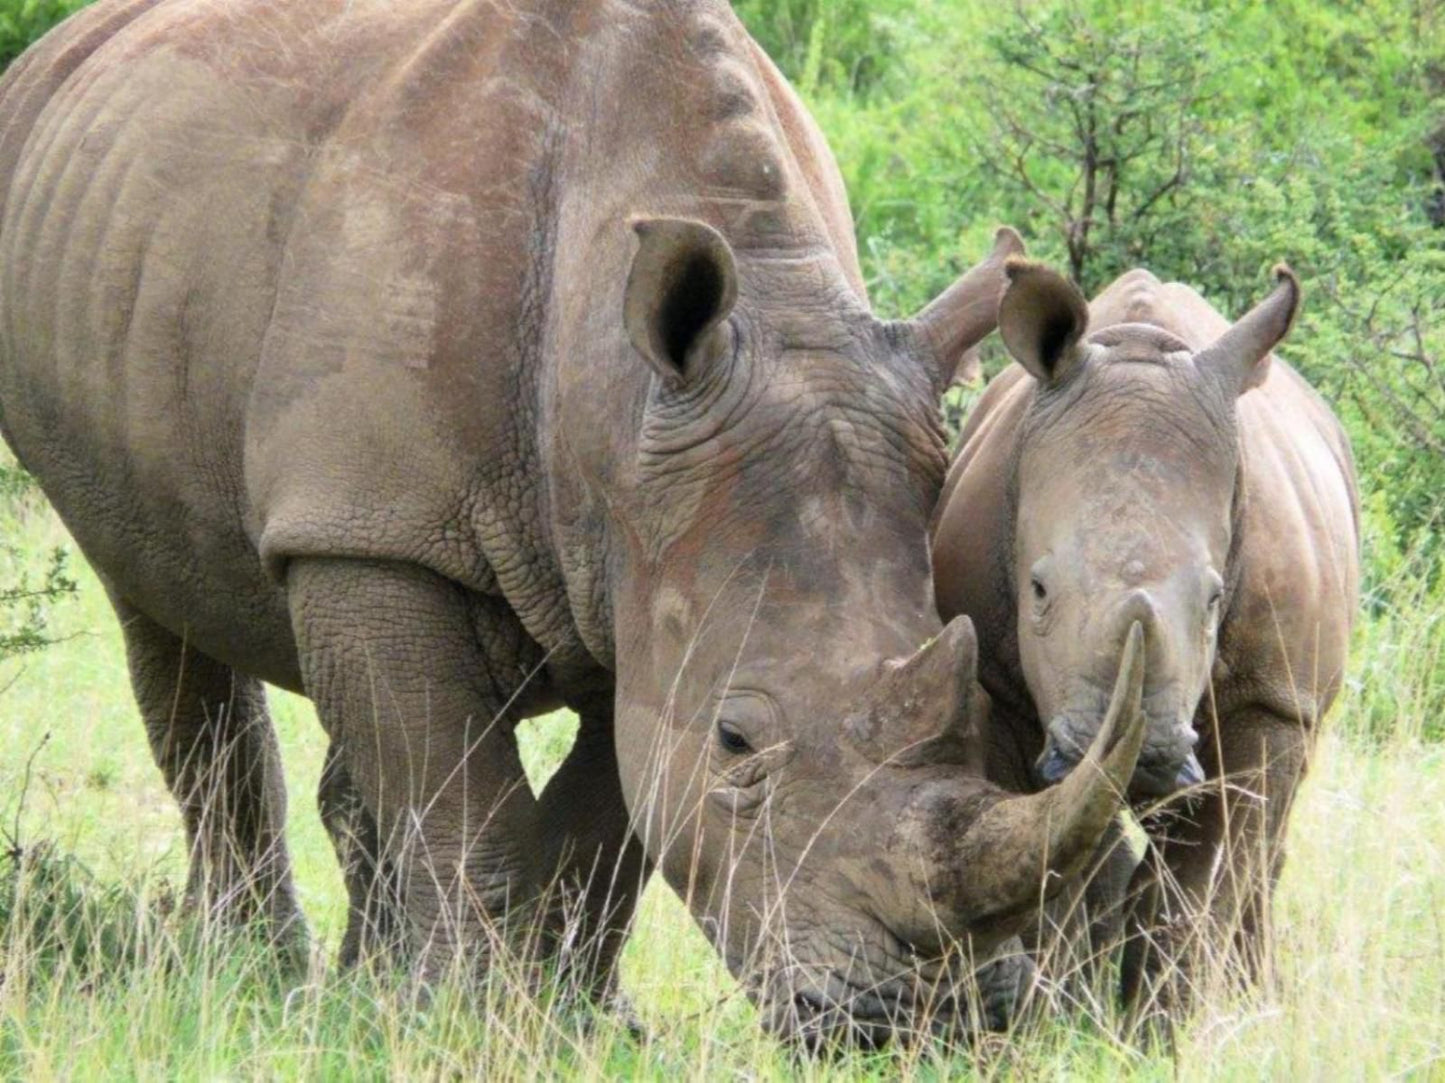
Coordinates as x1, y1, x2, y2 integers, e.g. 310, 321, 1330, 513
1037, 710, 1203, 799
760, 943, 1034, 1051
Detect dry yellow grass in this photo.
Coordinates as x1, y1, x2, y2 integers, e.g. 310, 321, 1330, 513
2, 480, 1442, 1079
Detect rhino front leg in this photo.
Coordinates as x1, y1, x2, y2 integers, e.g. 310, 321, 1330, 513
1122, 707, 1309, 1020
535, 702, 652, 1000
110, 593, 304, 950
287, 558, 547, 980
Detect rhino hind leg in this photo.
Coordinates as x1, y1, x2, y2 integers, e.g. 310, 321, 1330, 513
318, 741, 408, 970
1121, 708, 1308, 1024
287, 557, 554, 982
111, 593, 305, 951
535, 703, 651, 1001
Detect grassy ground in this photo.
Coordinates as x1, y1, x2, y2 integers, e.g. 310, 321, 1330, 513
2, 483, 1444, 1079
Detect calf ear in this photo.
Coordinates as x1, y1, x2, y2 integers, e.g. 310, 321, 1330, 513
624, 217, 738, 388
1197, 265, 1300, 395
998, 259, 1089, 385
910, 227, 1026, 392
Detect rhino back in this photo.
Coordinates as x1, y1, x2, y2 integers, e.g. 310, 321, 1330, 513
0, 0, 583, 686
0, 0, 860, 692
0, 0, 364, 683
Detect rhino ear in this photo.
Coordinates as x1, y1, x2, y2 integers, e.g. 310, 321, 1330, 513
910, 227, 1026, 392
1197, 265, 1300, 396
998, 259, 1090, 385
624, 217, 738, 388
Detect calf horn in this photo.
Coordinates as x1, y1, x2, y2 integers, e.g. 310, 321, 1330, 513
951, 622, 1147, 924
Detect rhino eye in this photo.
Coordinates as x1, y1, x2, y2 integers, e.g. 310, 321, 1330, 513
717, 720, 753, 756
1205, 570, 1225, 617
1031, 576, 1048, 603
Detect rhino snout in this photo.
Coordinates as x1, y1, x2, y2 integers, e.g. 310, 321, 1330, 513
1130, 741, 1205, 798
1037, 715, 1202, 796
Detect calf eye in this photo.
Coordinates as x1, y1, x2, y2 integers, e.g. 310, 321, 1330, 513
1205, 571, 1225, 617
717, 720, 753, 755
1207, 588, 1223, 615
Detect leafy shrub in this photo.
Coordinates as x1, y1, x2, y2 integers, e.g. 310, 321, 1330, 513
1, 541, 76, 662
794, 0, 1443, 576
731, 0, 906, 97
0, 0, 89, 73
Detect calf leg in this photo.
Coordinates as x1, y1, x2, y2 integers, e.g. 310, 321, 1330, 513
287, 558, 548, 979
1122, 708, 1308, 1019
535, 703, 651, 999
111, 595, 303, 945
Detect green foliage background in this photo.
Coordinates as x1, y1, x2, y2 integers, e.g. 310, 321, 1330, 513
0, 0, 85, 69
738, 0, 1444, 580
2, 0, 1443, 730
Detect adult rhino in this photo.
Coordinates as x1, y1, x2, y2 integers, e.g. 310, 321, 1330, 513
0, 0, 1148, 1045
932, 260, 1359, 1011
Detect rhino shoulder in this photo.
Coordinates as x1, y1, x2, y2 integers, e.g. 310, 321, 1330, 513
936, 364, 1033, 545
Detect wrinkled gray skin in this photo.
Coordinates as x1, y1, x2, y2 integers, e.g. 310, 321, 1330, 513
0, 0, 1148, 1045
933, 261, 1360, 1011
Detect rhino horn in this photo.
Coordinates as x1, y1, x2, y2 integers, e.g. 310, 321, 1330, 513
1197, 264, 1300, 395
910, 227, 1026, 391
850, 616, 985, 767
950, 622, 1147, 922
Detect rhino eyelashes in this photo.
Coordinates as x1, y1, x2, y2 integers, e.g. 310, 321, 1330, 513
717, 718, 753, 755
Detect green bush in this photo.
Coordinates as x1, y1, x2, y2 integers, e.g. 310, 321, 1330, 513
1, 538, 76, 663
0, 0, 89, 72
744, 0, 1444, 578
730, 0, 908, 97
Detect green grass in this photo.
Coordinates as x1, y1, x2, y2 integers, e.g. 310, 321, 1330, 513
2, 466, 1443, 1079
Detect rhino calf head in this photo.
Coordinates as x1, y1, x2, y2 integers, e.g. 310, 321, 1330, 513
994, 259, 1300, 797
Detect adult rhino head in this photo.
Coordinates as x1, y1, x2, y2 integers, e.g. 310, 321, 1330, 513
596, 222, 1147, 1046
994, 260, 1300, 797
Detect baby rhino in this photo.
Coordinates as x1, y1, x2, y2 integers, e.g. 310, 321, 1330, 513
932, 261, 1359, 1009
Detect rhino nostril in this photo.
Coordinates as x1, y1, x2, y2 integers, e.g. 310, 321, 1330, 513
1035, 744, 1076, 784
1175, 752, 1205, 788
793, 989, 827, 1015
